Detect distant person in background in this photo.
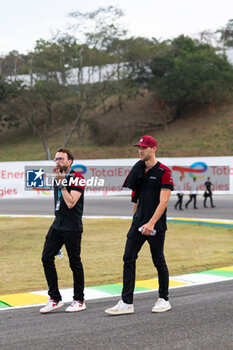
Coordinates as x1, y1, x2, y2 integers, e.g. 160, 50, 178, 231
175, 176, 184, 210
204, 177, 215, 208
185, 177, 198, 209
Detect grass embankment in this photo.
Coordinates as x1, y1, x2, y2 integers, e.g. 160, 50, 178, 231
0, 101, 232, 161
0, 217, 232, 295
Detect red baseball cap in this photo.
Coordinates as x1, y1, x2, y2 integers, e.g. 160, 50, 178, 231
134, 135, 158, 148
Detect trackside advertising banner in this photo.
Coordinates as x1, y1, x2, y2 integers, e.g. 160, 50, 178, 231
0, 156, 232, 199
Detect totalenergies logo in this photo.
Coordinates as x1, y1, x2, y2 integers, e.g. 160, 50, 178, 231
72, 164, 87, 175
172, 162, 208, 178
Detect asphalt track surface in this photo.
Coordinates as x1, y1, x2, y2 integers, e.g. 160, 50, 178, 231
0, 195, 232, 219
0, 196, 232, 350
0, 280, 233, 350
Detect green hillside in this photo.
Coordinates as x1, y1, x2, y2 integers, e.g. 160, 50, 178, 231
0, 100, 232, 161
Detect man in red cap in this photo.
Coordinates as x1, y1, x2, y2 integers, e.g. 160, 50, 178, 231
105, 135, 174, 315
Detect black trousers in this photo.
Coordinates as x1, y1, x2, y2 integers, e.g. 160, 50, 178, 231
122, 224, 169, 304
185, 194, 197, 208
204, 193, 214, 207
41, 226, 84, 302
175, 193, 183, 209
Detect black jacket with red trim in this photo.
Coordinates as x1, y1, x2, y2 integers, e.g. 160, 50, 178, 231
123, 160, 174, 231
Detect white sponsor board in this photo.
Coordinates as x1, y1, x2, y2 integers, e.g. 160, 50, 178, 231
0, 156, 232, 199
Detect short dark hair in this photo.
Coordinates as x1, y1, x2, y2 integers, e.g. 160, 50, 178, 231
56, 148, 74, 163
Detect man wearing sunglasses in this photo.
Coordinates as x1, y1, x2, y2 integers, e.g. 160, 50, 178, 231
40, 148, 86, 314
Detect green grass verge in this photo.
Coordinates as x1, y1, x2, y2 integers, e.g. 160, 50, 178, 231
0, 217, 232, 295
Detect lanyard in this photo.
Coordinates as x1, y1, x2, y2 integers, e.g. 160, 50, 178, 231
57, 169, 72, 200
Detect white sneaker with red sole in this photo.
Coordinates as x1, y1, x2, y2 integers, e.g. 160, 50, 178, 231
40, 298, 64, 314
65, 300, 86, 313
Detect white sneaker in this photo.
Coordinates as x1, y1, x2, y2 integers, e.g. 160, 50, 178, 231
65, 300, 86, 313
105, 300, 134, 315
152, 298, 171, 313
40, 298, 64, 314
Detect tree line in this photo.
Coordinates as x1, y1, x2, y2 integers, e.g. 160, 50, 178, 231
0, 7, 233, 158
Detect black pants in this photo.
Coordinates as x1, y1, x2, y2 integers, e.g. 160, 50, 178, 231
175, 193, 183, 209
204, 193, 214, 207
122, 224, 169, 304
185, 194, 197, 208
41, 226, 84, 302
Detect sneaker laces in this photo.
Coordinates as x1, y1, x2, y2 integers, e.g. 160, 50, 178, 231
112, 300, 123, 310
71, 300, 83, 307
47, 298, 58, 306
113, 300, 129, 310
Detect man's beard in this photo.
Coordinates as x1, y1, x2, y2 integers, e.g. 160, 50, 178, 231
140, 154, 151, 162
57, 165, 68, 173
